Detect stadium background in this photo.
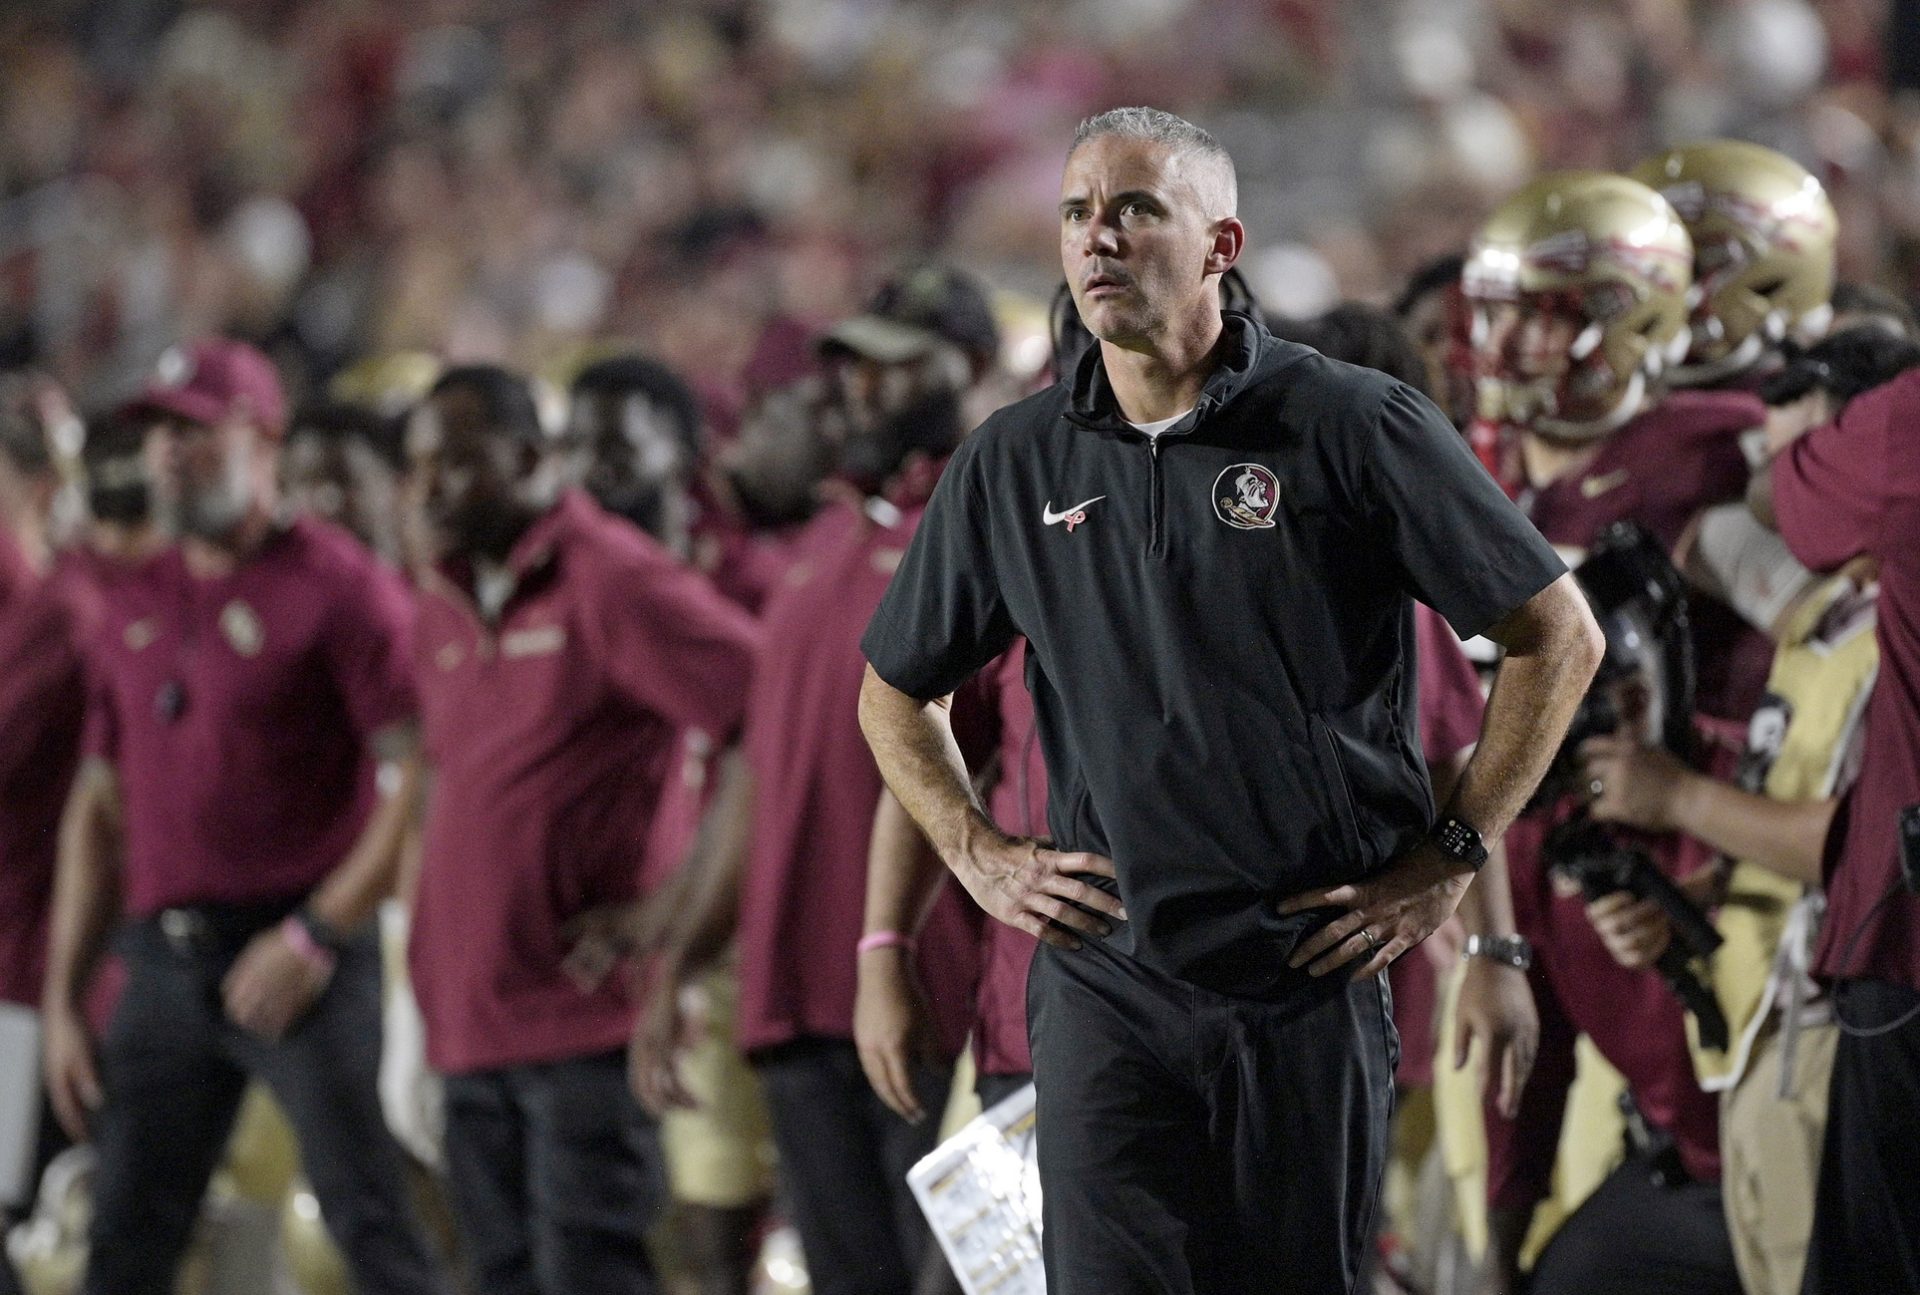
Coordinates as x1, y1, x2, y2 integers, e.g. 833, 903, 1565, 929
3, 2, 1919, 1294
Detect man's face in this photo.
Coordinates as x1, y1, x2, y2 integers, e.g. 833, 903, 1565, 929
145, 412, 258, 540
830, 349, 965, 491
283, 430, 400, 559
722, 379, 837, 528
565, 390, 687, 528
1404, 283, 1477, 428
404, 389, 533, 562
1059, 135, 1235, 348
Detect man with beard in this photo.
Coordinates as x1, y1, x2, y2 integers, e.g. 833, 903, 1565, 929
630, 267, 998, 1295
404, 366, 760, 1294
39, 338, 448, 1295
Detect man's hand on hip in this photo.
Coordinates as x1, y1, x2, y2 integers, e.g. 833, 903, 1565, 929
1279, 840, 1475, 980
223, 926, 333, 1040
951, 836, 1125, 950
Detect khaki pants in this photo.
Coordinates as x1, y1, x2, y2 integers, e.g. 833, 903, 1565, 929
1721, 1016, 1837, 1295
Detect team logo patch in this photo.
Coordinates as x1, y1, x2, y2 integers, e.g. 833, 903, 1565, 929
219, 600, 265, 657
1213, 464, 1280, 530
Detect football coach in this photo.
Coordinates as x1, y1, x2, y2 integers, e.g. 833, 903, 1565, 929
857, 107, 1603, 1295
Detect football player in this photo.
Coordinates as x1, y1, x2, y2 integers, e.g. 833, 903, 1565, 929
1630, 141, 1837, 393
1464, 173, 1760, 1295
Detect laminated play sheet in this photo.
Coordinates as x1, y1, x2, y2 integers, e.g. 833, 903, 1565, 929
907, 1082, 1044, 1295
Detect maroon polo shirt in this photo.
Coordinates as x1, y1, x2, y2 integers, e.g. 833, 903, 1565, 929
975, 643, 1047, 1079
1772, 368, 1920, 991
735, 480, 984, 1059
80, 517, 415, 917
641, 524, 813, 894
1388, 604, 1489, 1088
0, 534, 86, 1006
1519, 389, 1771, 722
409, 491, 760, 1075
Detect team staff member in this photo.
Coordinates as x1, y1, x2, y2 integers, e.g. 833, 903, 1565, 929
856, 643, 1044, 1122
632, 267, 997, 1295
0, 375, 87, 1295
561, 355, 779, 1295
1465, 174, 1756, 1295
858, 108, 1599, 1295
1764, 364, 1920, 1293
404, 366, 759, 1294
38, 338, 446, 1295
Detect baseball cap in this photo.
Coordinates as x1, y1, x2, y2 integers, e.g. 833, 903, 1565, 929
126, 339, 289, 438
820, 265, 1001, 372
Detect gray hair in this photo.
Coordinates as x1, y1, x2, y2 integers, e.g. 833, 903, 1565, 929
1068, 107, 1236, 207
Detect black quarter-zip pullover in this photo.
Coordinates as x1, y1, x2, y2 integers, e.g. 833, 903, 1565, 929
863, 313, 1565, 998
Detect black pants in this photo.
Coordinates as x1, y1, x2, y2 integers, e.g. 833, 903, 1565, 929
1026, 939, 1396, 1295
1801, 977, 1920, 1294
752, 1036, 952, 1295
1526, 1152, 1741, 1294
86, 910, 447, 1295
441, 1050, 667, 1295
975, 1070, 1032, 1111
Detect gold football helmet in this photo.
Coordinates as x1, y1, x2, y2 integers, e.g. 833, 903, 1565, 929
1630, 140, 1837, 384
1464, 171, 1693, 441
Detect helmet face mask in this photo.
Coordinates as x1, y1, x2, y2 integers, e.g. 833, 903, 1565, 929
1630, 141, 1838, 385
1466, 172, 1693, 442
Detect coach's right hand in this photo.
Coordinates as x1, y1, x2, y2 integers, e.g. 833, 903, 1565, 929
855, 948, 940, 1122
43, 1004, 102, 1141
952, 837, 1126, 950
628, 961, 704, 1115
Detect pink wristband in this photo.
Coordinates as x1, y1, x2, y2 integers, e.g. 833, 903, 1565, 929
280, 915, 338, 977
856, 930, 916, 956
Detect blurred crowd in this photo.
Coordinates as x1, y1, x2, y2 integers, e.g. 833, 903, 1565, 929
5, 0, 1920, 412
4, 4, 1920, 1295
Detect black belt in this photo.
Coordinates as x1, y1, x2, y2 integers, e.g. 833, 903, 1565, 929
140, 897, 306, 959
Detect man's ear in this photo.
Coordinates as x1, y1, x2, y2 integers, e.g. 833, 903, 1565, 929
1204, 217, 1245, 278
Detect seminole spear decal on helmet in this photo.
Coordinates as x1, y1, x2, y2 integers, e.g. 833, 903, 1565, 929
1464, 171, 1694, 444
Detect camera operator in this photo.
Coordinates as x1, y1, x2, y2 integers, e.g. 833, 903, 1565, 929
1759, 344, 1920, 1293
1578, 328, 1920, 1295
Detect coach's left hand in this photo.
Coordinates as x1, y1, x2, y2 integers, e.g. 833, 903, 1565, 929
1278, 841, 1475, 981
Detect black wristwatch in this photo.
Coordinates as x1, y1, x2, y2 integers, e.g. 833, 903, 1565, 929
1429, 815, 1490, 870
1465, 933, 1534, 972
294, 904, 349, 954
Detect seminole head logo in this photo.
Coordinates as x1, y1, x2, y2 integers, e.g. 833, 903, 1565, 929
1213, 463, 1280, 530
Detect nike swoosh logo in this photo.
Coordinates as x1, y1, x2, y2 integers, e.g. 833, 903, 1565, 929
1043, 496, 1106, 525
1580, 469, 1631, 500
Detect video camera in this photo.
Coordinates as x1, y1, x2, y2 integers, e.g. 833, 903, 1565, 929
1545, 815, 1730, 1051
1531, 521, 1698, 808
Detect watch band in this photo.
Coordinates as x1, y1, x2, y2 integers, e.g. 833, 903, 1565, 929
1465, 933, 1534, 971
1429, 815, 1490, 870
294, 904, 349, 954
